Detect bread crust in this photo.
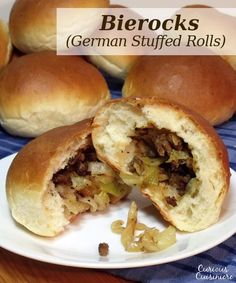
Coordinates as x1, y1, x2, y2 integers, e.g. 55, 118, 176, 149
7, 119, 92, 198
9, 0, 110, 53
92, 97, 230, 231
93, 97, 229, 179
0, 19, 12, 70
7, 119, 93, 236
0, 51, 110, 137
87, 4, 139, 79
123, 56, 236, 125
88, 55, 138, 80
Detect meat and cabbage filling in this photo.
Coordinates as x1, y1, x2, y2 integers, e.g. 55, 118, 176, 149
121, 126, 197, 207
52, 139, 130, 219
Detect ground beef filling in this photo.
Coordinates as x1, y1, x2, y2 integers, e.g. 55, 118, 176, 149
52, 144, 129, 217
53, 145, 97, 188
130, 127, 196, 207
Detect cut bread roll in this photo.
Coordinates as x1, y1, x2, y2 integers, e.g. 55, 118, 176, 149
6, 120, 131, 237
92, 98, 230, 232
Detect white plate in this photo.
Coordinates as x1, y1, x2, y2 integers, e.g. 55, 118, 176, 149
0, 154, 236, 269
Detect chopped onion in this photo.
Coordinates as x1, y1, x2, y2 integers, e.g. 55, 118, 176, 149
88, 162, 114, 176
166, 149, 190, 163
111, 201, 176, 253
71, 175, 91, 189
119, 172, 143, 186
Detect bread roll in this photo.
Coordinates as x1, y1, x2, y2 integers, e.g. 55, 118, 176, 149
9, 0, 110, 53
181, 5, 236, 71
88, 5, 139, 79
123, 56, 236, 125
0, 51, 110, 137
7, 119, 131, 237
88, 54, 138, 80
223, 56, 236, 70
0, 19, 12, 71
92, 98, 230, 232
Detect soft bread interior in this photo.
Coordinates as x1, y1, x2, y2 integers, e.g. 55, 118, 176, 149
8, 134, 130, 237
8, 137, 89, 237
93, 101, 228, 232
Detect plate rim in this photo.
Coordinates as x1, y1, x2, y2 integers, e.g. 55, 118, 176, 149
0, 153, 236, 269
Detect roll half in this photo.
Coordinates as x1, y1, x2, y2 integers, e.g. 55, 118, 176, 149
92, 98, 230, 232
7, 120, 131, 237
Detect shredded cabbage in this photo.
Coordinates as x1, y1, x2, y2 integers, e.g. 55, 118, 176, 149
88, 162, 114, 176
166, 150, 190, 163
119, 172, 143, 186
112, 201, 176, 253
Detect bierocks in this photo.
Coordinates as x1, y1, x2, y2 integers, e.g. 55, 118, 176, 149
0, 19, 12, 71
88, 4, 139, 80
181, 5, 236, 71
0, 51, 110, 137
6, 119, 131, 237
88, 54, 138, 80
9, 0, 110, 53
123, 56, 236, 125
92, 98, 230, 232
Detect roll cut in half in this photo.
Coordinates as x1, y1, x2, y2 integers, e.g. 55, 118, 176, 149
92, 98, 230, 232
7, 120, 130, 237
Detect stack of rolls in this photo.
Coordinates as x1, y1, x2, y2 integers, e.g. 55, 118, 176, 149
2, 1, 233, 242
0, 0, 112, 137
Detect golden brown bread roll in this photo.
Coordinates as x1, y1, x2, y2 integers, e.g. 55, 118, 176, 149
88, 4, 139, 80
0, 51, 110, 137
0, 18, 12, 71
9, 0, 110, 53
181, 5, 236, 71
223, 56, 236, 70
123, 56, 236, 125
88, 54, 139, 80
92, 97, 230, 232
7, 119, 131, 237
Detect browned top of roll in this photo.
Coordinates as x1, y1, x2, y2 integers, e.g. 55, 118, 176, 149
123, 56, 236, 125
7, 119, 92, 195
0, 51, 110, 137
0, 19, 12, 70
9, 0, 110, 53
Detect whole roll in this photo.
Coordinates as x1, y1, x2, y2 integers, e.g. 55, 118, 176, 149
123, 55, 236, 125
0, 19, 12, 71
9, 0, 110, 53
0, 51, 110, 137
